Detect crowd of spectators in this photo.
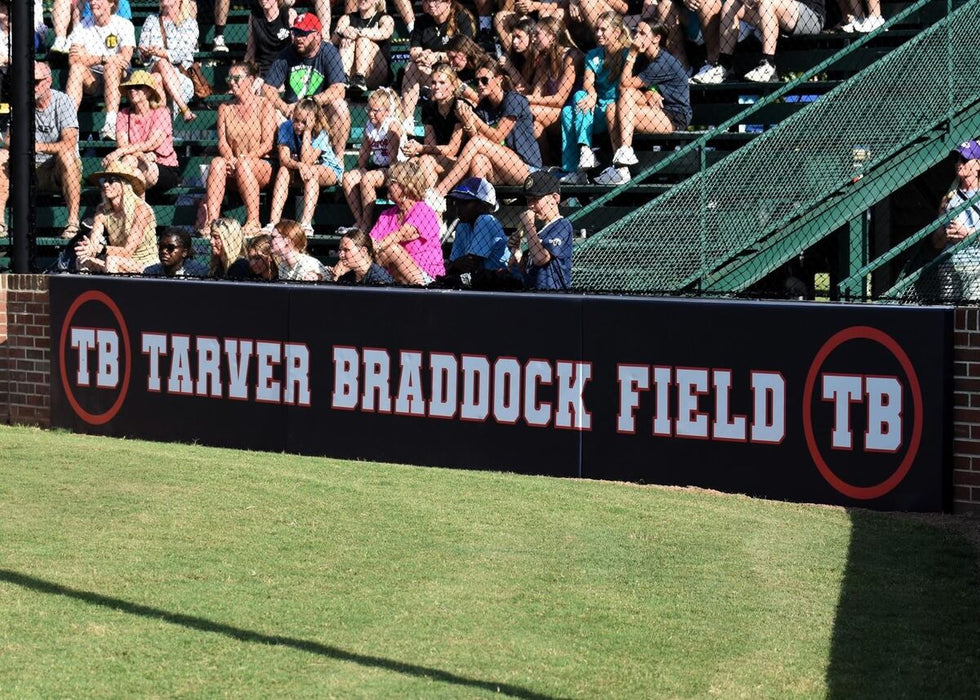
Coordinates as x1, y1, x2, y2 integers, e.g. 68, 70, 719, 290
2, 0, 898, 290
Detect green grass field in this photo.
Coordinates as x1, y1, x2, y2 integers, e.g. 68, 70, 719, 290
1, 424, 978, 697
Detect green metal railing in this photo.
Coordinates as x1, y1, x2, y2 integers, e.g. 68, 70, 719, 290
571, 0, 980, 295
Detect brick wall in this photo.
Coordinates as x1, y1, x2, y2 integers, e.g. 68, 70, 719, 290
0, 274, 51, 427
1, 275, 979, 512
953, 308, 980, 514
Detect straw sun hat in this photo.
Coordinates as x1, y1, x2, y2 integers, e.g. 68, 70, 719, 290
119, 70, 164, 104
87, 160, 147, 196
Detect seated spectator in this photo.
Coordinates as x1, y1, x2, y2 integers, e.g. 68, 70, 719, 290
432, 59, 542, 200
400, 63, 466, 191
228, 232, 280, 280
444, 34, 490, 103
927, 141, 980, 299
208, 217, 248, 277
144, 227, 208, 277
527, 16, 581, 161
559, 12, 631, 183
595, 20, 691, 185
332, 0, 394, 93
270, 218, 331, 281
50, 0, 131, 54
198, 61, 276, 235
64, 0, 136, 141
5, 62, 83, 238
342, 88, 407, 232
261, 13, 351, 163
498, 16, 538, 95
705, 0, 825, 83
137, 0, 200, 122
446, 176, 512, 274
368, 161, 446, 285
75, 161, 158, 273
515, 170, 572, 289
333, 229, 395, 284
246, 0, 297, 76
401, 0, 476, 123
267, 98, 343, 233
102, 70, 182, 192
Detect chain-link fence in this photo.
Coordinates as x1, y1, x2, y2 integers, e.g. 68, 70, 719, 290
3, 0, 978, 299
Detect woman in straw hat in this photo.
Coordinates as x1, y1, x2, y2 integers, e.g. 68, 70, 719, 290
102, 69, 181, 192
75, 160, 158, 273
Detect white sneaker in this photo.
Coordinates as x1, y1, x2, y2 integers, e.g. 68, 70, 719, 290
690, 63, 727, 85
559, 170, 589, 185
612, 146, 639, 166
593, 166, 631, 186
857, 14, 886, 32
578, 145, 597, 170
744, 60, 777, 83
50, 35, 71, 54
99, 116, 116, 141
301, 222, 314, 236
425, 188, 446, 213
212, 35, 229, 52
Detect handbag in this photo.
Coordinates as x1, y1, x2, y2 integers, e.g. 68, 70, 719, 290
158, 16, 212, 100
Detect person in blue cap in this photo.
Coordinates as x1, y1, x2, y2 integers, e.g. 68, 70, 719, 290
516, 170, 572, 290
446, 176, 512, 275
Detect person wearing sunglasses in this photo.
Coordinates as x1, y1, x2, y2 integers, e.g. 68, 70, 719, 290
101, 70, 182, 193
261, 12, 350, 164
917, 141, 980, 300
429, 58, 541, 206
143, 227, 208, 277
197, 60, 276, 236
75, 160, 158, 273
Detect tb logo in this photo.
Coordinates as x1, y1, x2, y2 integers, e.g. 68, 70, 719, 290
58, 291, 132, 425
803, 327, 922, 500
69, 328, 120, 389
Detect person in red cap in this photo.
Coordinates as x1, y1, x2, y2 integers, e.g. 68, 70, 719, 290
261, 11, 350, 162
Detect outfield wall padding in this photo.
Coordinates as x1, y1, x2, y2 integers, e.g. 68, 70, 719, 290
44, 276, 954, 512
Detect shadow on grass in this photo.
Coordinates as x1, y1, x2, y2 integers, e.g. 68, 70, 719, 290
0, 568, 558, 700
826, 510, 980, 697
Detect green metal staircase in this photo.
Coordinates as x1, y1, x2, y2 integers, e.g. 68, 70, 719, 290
570, 0, 980, 295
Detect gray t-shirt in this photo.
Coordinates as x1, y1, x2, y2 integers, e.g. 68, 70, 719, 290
35, 90, 79, 166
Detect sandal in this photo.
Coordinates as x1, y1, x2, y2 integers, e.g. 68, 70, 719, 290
180, 106, 197, 122
61, 222, 81, 240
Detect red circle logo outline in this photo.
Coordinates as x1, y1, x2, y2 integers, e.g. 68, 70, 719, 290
802, 326, 923, 500
58, 290, 132, 425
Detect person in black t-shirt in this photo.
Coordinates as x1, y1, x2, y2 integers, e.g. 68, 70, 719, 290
432, 59, 542, 203
401, 0, 475, 123
332, 0, 394, 92
401, 63, 466, 191
246, 0, 296, 75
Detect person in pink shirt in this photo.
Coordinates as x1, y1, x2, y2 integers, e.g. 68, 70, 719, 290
368, 160, 446, 285
100, 70, 180, 192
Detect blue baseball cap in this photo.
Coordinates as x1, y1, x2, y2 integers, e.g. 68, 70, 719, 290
448, 177, 499, 212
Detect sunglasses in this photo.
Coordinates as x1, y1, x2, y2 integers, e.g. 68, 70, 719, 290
34, 77, 47, 85
99, 175, 122, 186
158, 243, 182, 252
291, 28, 314, 37
228, 75, 246, 84
476, 76, 492, 86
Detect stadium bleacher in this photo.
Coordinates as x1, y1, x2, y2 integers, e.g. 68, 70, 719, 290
0, 0, 946, 274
